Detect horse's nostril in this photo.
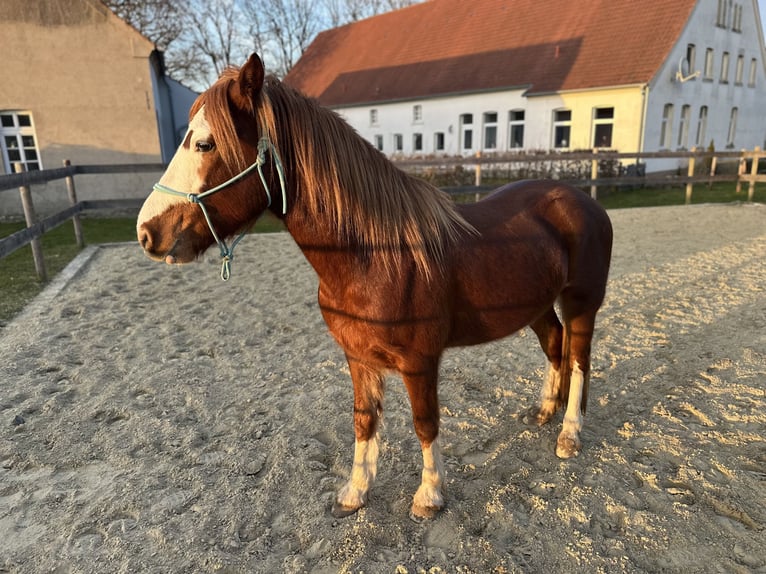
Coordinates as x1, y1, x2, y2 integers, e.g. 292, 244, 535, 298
138, 227, 151, 251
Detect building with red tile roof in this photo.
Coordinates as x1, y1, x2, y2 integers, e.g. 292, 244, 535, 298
286, 0, 766, 169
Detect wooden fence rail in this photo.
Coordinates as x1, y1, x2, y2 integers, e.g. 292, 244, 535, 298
1, 148, 764, 281
0, 161, 162, 278
395, 146, 766, 202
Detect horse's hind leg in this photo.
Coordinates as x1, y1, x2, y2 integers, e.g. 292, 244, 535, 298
522, 307, 565, 426
401, 356, 444, 520
332, 357, 385, 518
555, 299, 599, 459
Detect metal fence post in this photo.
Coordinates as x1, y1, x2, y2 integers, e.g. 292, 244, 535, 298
63, 159, 85, 247
14, 162, 48, 281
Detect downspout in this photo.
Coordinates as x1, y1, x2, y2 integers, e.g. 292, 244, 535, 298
638, 83, 649, 155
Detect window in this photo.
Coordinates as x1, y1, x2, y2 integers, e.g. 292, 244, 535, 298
509, 109, 525, 149
393, 133, 403, 152
370, 109, 378, 126
460, 113, 473, 151
553, 109, 571, 149
483, 112, 498, 150
660, 103, 674, 149
413, 105, 422, 123
735, 54, 744, 85
716, 0, 726, 26
749, 58, 758, 87
1, 111, 42, 172
733, 4, 742, 32
726, 107, 738, 147
413, 132, 423, 152
374, 134, 383, 151
593, 107, 614, 148
695, 106, 708, 148
704, 48, 715, 80
434, 132, 445, 152
720, 52, 730, 83
686, 44, 697, 74
678, 105, 691, 149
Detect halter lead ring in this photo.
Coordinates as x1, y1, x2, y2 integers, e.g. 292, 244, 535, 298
153, 137, 287, 281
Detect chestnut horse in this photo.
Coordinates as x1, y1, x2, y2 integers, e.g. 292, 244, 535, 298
137, 54, 613, 520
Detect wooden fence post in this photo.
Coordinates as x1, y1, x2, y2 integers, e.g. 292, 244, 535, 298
14, 162, 48, 282
685, 147, 696, 205
590, 148, 599, 199
707, 155, 717, 189
735, 150, 746, 194
748, 146, 760, 202
63, 159, 85, 248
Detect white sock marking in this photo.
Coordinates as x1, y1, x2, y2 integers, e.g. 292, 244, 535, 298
562, 361, 585, 437
413, 439, 445, 511
336, 437, 379, 509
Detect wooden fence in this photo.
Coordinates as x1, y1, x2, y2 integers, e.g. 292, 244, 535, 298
396, 146, 766, 202
1, 147, 764, 281
0, 161, 163, 281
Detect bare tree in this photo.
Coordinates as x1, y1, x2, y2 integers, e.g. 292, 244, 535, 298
105, 0, 424, 87
242, 0, 323, 77
102, 0, 183, 50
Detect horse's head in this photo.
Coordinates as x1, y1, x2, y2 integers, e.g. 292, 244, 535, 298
137, 53, 280, 270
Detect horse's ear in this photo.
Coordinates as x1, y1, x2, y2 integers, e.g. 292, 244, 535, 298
238, 53, 265, 102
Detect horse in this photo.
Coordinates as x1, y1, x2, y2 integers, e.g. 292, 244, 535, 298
137, 53, 613, 520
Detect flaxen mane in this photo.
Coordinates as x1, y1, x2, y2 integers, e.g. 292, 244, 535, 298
197, 68, 475, 276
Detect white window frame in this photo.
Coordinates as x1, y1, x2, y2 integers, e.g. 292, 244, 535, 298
413, 132, 423, 153
735, 54, 744, 85
660, 103, 674, 149
460, 113, 474, 152
393, 133, 403, 152
434, 132, 445, 152
592, 107, 614, 149
720, 51, 730, 83
370, 109, 378, 126
726, 107, 738, 148
749, 58, 758, 87
413, 105, 423, 123
677, 105, 691, 149
373, 134, 383, 151
704, 48, 715, 80
508, 109, 525, 149
1, 111, 42, 173
553, 109, 571, 149
482, 112, 498, 151
695, 106, 708, 148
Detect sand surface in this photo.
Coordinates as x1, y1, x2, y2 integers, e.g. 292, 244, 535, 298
1, 203, 764, 573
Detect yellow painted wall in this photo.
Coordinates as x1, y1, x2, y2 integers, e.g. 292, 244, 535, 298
552, 86, 646, 152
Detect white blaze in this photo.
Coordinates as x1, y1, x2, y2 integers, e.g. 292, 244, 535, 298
137, 107, 212, 229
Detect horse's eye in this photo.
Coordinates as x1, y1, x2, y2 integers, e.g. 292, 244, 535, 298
195, 141, 215, 153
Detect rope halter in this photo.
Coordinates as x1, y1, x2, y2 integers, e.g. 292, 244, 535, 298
152, 137, 287, 281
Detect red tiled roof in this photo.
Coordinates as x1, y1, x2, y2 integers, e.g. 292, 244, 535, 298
285, 0, 698, 106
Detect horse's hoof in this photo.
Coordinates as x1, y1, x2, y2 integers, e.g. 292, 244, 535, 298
409, 504, 440, 522
520, 406, 553, 427
331, 501, 363, 518
555, 434, 581, 459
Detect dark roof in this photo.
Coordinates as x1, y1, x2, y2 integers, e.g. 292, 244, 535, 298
285, 0, 698, 106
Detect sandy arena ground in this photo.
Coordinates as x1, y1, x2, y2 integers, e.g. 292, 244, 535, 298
1, 203, 764, 573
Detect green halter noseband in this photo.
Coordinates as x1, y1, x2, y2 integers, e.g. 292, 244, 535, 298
153, 137, 287, 281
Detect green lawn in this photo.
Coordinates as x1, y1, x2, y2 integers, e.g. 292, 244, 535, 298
0, 182, 763, 324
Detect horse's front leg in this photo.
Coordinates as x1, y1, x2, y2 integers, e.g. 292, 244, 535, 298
332, 357, 385, 518
402, 357, 444, 520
